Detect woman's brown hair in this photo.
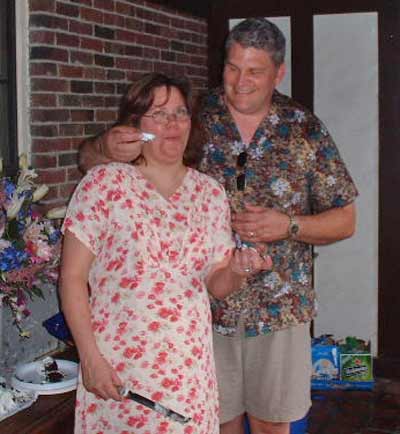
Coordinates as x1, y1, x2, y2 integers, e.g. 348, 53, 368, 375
118, 72, 203, 167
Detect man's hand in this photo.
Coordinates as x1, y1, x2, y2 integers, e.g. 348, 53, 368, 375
232, 203, 289, 243
79, 125, 151, 173
102, 125, 147, 161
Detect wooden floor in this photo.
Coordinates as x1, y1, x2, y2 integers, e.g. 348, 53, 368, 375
308, 378, 400, 434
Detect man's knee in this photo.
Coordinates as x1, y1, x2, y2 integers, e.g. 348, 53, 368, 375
248, 416, 290, 434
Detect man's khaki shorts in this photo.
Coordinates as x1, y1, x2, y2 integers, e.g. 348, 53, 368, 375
213, 321, 312, 424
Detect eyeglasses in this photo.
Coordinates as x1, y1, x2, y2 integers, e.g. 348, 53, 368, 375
143, 107, 191, 125
236, 151, 247, 191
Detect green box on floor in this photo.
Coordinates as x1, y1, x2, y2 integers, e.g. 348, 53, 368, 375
340, 353, 373, 382
311, 335, 374, 390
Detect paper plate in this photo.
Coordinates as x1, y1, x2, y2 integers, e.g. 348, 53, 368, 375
11, 359, 78, 395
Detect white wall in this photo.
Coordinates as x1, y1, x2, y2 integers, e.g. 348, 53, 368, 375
313, 12, 379, 355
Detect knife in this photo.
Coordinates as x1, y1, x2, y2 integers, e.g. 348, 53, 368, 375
119, 386, 191, 425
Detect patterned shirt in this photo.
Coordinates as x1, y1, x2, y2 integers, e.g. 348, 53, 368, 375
199, 88, 358, 337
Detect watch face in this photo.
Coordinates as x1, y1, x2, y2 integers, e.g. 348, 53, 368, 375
291, 224, 299, 235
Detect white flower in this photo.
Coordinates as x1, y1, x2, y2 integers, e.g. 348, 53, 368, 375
294, 110, 306, 122
46, 206, 67, 219
271, 178, 291, 197
269, 113, 280, 125
326, 176, 336, 187
18, 153, 29, 170
5, 195, 25, 219
32, 184, 49, 202
231, 140, 245, 155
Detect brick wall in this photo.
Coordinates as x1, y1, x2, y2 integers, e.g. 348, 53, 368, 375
28, 0, 208, 205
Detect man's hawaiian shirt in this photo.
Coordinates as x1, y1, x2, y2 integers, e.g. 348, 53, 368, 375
199, 87, 358, 337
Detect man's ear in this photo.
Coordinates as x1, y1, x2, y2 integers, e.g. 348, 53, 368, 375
275, 63, 286, 87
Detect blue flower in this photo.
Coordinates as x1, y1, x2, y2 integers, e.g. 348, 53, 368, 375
211, 149, 226, 164
278, 124, 290, 138
0, 246, 29, 272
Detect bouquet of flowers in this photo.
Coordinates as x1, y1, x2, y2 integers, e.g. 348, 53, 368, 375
0, 156, 65, 336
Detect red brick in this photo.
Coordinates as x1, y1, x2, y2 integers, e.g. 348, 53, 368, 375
125, 17, 144, 31
31, 125, 59, 138
71, 137, 85, 150
104, 42, 125, 56
60, 124, 85, 136
115, 1, 135, 16
37, 169, 66, 184
104, 96, 119, 107
30, 30, 55, 45
83, 67, 106, 80
142, 47, 159, 59
94, 82, 115, 94
31, 109, 70, 123
31, 78, 69, 92
31, 94, 57, 107
59, 183, 78, 199
40, 185, 59, 201
31, 154, 57, 169
115, 29, 136, 43
59, 152, 78, 167
94, 0, 115, 11
30, 63, 58, 77
96, 109, 117, 122
81, 7, 104, 24
30, 0, 55, 12
80, 37, 104, 52
56, 2, 79, 17
67, 167, 83, 182
71, 110, 94, 122
59, 65, 84, 78
104, 13, 125, 27
82, 95, 105, 107
30, 46, 69, 62
30, 14, 68, 31
69, 20, 93, 36
185, 65, 207, 76
56, 33, 80, 47
135, 33, 154, 47
32, 138, 72, 153
71, 50, 94, 65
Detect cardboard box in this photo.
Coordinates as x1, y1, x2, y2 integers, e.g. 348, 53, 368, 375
311, 335, 374, 390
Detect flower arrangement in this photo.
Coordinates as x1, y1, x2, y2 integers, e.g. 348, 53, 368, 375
0, 155, 65, 336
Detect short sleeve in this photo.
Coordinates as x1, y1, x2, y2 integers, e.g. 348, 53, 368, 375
207, 181, 235, 266
62, 165, 122, 255
308, 118, 358, 213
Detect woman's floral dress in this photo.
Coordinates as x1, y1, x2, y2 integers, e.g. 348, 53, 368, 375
62, 163, 234, 434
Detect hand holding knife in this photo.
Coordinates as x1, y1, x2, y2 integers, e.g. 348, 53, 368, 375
119, 386, 191, 425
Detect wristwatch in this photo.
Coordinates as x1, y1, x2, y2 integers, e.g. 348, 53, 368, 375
287, 215, 300, 239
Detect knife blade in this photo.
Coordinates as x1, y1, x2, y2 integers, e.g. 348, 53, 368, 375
119, 387, 191, 425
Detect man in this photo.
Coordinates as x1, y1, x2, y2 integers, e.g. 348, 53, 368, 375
79, 18, 357, 434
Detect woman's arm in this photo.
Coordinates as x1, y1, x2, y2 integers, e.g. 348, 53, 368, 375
59, 230, 122, 401
206, 248, 272, 300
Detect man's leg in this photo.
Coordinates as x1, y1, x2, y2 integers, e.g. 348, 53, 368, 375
220, 414, 245, 434
248, 414, 289, 434
244, 323, 312, 434
213, 325, 245, 430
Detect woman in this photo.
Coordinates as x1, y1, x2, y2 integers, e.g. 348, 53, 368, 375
60, 73, 271, 434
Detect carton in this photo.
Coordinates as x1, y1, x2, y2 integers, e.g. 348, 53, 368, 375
311, 335, 374, 390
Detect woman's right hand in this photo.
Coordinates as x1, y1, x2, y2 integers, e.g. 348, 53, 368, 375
80, 352, 123, 401
101, 125, 149, 162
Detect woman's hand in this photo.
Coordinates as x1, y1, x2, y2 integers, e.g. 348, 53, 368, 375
229, 246, 272, 277
80, 352, 123, 401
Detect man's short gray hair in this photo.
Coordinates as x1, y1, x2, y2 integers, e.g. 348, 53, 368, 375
225, 18, 286, 66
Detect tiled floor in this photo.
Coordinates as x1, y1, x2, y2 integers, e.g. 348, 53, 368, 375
308, 378, 400, 434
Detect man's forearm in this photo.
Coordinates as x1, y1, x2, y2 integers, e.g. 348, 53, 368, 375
79, 135, 112, 174
294, 203, 356, 245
